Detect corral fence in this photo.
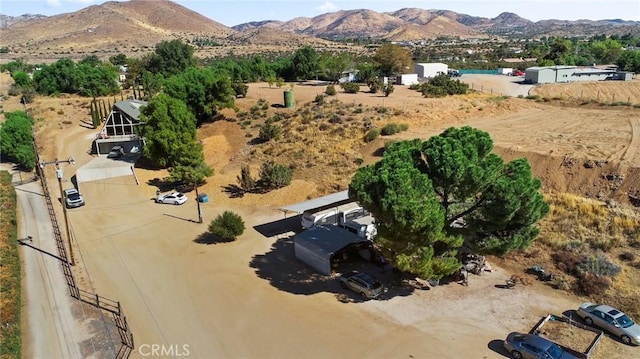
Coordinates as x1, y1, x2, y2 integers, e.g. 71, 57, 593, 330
530, 313, 604, 359
32, 133, 135, 358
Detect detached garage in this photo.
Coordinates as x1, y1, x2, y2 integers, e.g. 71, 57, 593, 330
294, 225, 371, 275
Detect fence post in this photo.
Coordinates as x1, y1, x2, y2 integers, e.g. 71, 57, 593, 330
96, 293, 99, 307
597, 90, 600, 102
612, 94, 615, 103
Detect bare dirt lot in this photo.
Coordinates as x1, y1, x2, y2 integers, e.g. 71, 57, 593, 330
4, 73, 639, 358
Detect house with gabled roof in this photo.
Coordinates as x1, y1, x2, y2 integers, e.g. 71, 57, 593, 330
94, 99, 146, 156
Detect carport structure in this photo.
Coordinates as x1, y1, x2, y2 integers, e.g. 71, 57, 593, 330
294, 225, 370, 275
277, 190, 352, 230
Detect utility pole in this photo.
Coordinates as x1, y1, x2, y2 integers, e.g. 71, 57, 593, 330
194, 182, 203, 224
39, 157, 76, 266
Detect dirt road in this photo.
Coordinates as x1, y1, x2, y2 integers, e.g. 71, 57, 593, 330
14, 177, 84, 358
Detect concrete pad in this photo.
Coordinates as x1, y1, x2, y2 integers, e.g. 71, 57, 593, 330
75, 155, 140, 183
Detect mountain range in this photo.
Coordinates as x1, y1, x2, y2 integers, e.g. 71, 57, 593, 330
1, 0, 638, 59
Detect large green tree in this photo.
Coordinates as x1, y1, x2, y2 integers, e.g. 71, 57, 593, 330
617, 50, 640, 73
0, 111, 35, 170
350, 140, 462, 280
372, 44, 413, 76
349, 127, 549, 279
291, 46, 319, 80
138, 94, 197, 168
146, 39, 197, 77
163, 67, 236, 126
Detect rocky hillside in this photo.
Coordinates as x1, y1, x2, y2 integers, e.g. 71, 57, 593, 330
233, 7, 640, 39
1, 0, 639, 59
0, 0, 236, 55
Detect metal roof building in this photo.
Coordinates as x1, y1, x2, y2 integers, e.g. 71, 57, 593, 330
294, 225, 370, 275
524, 65, 622, 84
279, 190, 350, 214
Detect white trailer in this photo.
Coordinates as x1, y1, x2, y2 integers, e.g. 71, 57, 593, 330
396, 73, 419, 85
498, 67, 513, 75
414, 63, 448, 79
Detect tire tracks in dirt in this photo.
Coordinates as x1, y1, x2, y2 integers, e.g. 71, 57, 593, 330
621, 117, 640, 166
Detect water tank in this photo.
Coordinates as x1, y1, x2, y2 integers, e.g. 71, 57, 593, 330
283, 90, 295, 108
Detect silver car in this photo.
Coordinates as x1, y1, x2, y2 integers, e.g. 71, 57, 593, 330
577, 302, 640, 345
503, 332, 577, 359
339, 272, 384, 299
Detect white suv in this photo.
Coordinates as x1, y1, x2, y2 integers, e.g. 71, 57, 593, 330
63, 188, 85, 208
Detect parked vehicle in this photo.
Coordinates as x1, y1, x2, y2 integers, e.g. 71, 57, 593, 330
577, 302, 640, 345
503, 332, 577, 359
107, 145, 125, 158
341, 214, 377, 240
509, 70, 525, 76
301, 202, 363, 229
156, 191, 187, 205
339, 271, 384, 299
63, 188, 85, 208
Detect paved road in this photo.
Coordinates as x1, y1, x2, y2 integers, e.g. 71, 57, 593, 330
14, 176, 84, 359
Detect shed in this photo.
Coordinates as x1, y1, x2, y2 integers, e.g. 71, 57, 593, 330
414, 63, 448, 78
396, 73, 419, 85
294, 225, 369, 275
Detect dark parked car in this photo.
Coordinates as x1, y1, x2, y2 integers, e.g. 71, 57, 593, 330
339, 271, 384, 299
107, 145, 125, 158
503, 332, 577, 359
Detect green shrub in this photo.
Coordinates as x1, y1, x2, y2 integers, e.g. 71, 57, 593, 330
340, 82, 360, 94
325, 84, 337, 96
381, 122, 408, 136
383, 84, 394, 97
578, 253, 621, 277
414, 74, 468, 98
364, 128, 380, 142
259, 161, 293, 189
314, 93, 326, 104
258, 120, 282, 142
237, 164, 255, 193
232, 82, 249, 98
368, 78, 382, 93
208, 211, 245, 241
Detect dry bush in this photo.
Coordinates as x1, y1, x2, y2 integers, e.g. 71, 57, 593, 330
577, 273, 612, 295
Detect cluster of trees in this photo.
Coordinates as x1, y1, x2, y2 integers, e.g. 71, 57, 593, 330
349, 126, 548, 280
0, 111, 36, 171
410, 74, 468, 98
3, 56, 120, 102
519, 35, 640, 72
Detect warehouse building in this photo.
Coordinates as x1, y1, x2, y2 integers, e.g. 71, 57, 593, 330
524, 65, 631, 84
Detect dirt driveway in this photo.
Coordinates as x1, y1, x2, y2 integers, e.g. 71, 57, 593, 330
459, 74, 535, 97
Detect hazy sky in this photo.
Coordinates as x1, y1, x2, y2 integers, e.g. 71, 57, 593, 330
1, 0, 639, 27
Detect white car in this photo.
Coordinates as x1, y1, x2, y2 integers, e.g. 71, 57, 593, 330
63, 188, 85, 208
156, 191, 187, 205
